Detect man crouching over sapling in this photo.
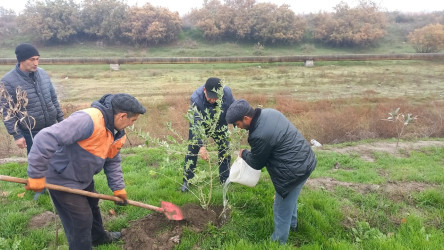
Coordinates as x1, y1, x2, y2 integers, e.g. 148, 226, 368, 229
226, 99, 316, 245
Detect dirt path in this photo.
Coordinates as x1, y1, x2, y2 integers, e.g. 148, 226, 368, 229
2, 140, 442, 165
316, 140, 444, 162
0, 157, 27, 164
305, 177, 439, 203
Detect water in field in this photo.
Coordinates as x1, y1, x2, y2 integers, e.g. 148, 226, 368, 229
222, 178, 231, 219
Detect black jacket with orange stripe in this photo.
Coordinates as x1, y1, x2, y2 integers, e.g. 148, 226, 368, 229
27, 94, 126, 192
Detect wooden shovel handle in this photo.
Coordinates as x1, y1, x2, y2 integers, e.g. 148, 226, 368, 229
0, 175, 163, 212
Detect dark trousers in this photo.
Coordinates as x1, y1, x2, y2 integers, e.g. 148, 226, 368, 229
183, 129, 231, 183
49, 181, 107, 250
22, 130, 39, 154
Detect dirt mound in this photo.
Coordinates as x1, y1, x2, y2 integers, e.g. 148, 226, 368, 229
121, 203, 226, 250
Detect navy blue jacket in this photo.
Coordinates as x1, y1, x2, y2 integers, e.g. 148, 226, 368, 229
1, 64, 63, 139
189, 85, 235, 143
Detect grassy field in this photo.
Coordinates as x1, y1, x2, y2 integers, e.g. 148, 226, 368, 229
1, 141, 443, 249
0, 33, 417, 59
1, 58, 443, 157
0, 42, 444, 249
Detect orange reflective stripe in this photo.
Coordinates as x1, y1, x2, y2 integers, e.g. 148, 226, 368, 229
107, 135, 126, 159
78, 108, 114, 159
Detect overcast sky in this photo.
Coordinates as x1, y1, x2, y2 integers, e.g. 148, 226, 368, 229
2, 0, 444, 16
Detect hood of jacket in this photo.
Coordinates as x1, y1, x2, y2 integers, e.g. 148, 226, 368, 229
91, 94, 125, 140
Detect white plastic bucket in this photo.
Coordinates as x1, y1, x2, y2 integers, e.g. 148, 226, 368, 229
228, 157, 261, 187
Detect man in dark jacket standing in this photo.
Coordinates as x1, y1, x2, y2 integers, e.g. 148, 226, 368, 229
181, 77, 235, 192
25, 93, 146, 249
226, 99, 316, 245
1, 43, 64, 154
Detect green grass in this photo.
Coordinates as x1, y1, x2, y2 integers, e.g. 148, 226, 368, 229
1, 143, 443, 249
0, 32, 420, 59
0, 37, 443, 248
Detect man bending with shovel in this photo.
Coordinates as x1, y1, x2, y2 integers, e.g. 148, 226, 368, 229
25, 93, 146, 249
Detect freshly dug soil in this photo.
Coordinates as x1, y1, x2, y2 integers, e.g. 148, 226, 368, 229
121, 203, 226, 250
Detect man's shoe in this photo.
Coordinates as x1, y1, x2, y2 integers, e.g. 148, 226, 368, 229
180, 181, 189, 192
290, 226, 297, 232
92, 231, 121, 246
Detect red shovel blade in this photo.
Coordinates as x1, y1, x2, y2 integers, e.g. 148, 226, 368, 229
161, 201, 184, 221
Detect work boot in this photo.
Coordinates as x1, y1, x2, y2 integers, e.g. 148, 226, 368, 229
92, 231, 121, 246
180, 180, 189, 192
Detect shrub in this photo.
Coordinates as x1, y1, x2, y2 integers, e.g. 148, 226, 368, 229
407, 23, 444, 53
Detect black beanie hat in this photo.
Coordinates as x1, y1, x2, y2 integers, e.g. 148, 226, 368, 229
15, 43, 40, 62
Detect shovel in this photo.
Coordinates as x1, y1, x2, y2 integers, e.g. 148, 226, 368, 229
0, 175, 184, 221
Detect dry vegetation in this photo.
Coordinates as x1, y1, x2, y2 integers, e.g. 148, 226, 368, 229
1, 60, 443, 158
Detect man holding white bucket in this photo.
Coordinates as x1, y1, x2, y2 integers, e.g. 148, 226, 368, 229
226, 99, 317, 245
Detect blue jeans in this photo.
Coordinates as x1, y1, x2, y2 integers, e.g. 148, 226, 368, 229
271, 178, 308, 244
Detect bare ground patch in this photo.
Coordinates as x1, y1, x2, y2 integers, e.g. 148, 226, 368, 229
0, 157, 27, 164
318, 140, 444, 162
306, 177, 438, 203
28, 211, 57, 229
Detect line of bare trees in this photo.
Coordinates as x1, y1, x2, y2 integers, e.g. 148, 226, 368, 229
0, 0, 443, 51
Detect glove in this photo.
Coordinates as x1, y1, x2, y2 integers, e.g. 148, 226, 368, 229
113, 189, 128, 206
25, 177, 45, 193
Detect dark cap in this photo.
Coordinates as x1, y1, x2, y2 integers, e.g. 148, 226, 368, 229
111, 93, 146, 115
204, 77, 222, 99
226, 99, 254, 124
15, 43, 40, 62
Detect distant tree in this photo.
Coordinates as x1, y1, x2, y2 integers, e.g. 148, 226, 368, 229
188, 0, 229, 41
18, 0, 81, 43
80, 0, 128, 43
122, 4, 181, 45
312, 0, 387, 47
0, 7, 18, 43
407, 23, 444, 53
394, 13, 414, 23
187, 0, 305, 44
250, 3, 305, 44
224, 0, 255, 40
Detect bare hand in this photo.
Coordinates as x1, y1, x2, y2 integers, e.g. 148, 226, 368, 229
199, 147, 210, 161
239, 149, 244, 157
15, 138, 26, 149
